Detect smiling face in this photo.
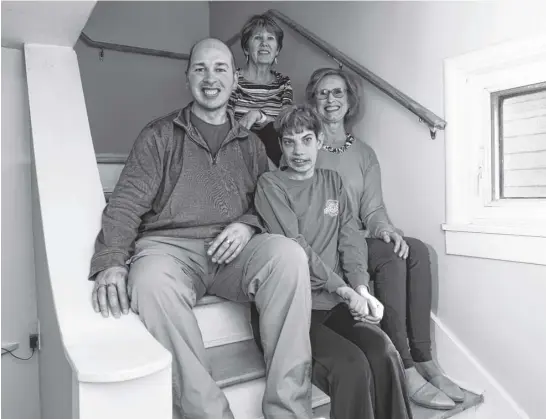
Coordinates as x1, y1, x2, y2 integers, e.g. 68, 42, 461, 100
314, 75, 349, 125
186, 39, 238, 114
281, 129, 323, 180
245, 27, 279, 67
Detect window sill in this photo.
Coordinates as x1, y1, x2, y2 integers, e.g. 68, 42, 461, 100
442, 223, 546, 266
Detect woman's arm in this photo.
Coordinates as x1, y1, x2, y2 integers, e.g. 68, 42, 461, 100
359, 148, 400, 238
255, 175, 346, 292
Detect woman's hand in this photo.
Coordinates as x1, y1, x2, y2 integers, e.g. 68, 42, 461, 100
239, 110, 264, 129
380, 230, 409, 259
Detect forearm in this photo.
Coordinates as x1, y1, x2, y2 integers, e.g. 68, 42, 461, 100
292, 235, 347, 292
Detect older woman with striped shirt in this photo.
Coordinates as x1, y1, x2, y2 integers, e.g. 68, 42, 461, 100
229, 14, 293, 166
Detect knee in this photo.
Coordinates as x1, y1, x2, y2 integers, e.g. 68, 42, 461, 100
354, 324, 400, 363
266, 235, 307, 264
128, 258, 195, 310
259, 235, 308, 285
405, 237, 430, 262
368, 238, 405, 276
332, 346, 373, 384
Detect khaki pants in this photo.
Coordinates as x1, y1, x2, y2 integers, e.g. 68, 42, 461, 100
127, 233, 313, 419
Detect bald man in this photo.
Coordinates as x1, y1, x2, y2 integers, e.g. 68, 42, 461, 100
88, 38, 313, 419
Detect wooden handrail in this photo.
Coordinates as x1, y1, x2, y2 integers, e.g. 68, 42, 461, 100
266, 10, 446, 138
79, 32, 190, 61
79, 9, 446, 138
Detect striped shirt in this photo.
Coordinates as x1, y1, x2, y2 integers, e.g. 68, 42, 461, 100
229, 70, 293, 123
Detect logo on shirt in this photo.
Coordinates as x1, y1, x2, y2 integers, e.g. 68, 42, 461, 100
323, 200, 339, 217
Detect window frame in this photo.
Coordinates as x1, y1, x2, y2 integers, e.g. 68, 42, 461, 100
442, 36, 546, 266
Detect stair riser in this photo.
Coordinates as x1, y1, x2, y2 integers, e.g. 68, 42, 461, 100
223, 379, 330, 419
194, 301, 253, 348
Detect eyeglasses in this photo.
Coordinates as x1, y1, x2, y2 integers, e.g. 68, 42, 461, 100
315, 88, 346, 100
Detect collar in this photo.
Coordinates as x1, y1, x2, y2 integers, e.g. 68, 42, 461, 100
173, 103, 248, 150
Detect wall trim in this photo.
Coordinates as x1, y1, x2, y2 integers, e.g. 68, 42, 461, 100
442, 226, 546, 266
431, 313, 530, 419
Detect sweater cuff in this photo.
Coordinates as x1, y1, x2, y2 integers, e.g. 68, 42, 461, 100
236, 214, 265, 234
88, 251, 128, 281
346, 272, 371, 290
325, 273, 348, 293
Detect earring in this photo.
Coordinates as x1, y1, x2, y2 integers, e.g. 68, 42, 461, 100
274, 57, 278, 65
246, 54, 249, 64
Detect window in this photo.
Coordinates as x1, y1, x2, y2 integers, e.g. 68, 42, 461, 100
443, 36, 546, 265
492, 84, 546, 199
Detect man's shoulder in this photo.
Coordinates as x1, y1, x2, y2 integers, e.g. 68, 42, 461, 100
142, 109, 182, 132
236, 124, 267, 154
134, 109, 183, 147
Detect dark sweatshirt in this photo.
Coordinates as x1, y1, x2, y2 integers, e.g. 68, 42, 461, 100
89, 104, 268, 280
255, 169, 370, 310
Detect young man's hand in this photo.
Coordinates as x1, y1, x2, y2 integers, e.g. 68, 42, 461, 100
207, 222, 255, 264
336, 286, 384, 324
355, 285, 383, 324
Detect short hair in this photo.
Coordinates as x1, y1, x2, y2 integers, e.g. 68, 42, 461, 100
305, 68, 361, 127
274, 104, 323, 139
240, 14, 284, 55
185, 38, 236, 75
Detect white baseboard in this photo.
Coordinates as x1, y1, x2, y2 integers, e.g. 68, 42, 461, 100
431, 313, 529, 419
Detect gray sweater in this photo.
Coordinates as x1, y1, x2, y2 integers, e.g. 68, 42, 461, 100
255, 169, 370, 310
89, 104, 268, 280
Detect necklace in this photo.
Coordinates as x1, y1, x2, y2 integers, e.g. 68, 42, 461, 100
322, 133, 355, 154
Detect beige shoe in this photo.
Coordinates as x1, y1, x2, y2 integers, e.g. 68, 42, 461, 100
416, 362, 465, 403
410, 381, 456, 410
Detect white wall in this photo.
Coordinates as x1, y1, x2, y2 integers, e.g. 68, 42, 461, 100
210, 2, 546, 418
75, 1, 210, 154
1, 47, 41, 419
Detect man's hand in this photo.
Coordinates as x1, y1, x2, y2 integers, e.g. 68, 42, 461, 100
380, 230, 409, 259
238, 110, 263, 130
207, 222, 255, 264
91, 266, 129, 318
336, 286, 384, 324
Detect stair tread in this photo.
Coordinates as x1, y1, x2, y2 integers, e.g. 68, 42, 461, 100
207, 339, 483, 419
411, 389, 483, 419
208, 339, 265, 388
207, 339, 329, 407
197, 294, 227, 306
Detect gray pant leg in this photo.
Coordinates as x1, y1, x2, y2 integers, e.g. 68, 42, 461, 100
128, 238, 233, 419
211, 234, 313, 419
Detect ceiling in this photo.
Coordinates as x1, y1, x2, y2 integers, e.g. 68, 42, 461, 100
1, 1, 96, 49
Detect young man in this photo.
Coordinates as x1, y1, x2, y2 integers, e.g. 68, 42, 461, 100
88, 39, 313, 419
254, 104, 413, 419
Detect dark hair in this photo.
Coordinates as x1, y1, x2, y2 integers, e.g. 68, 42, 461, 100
185, 38, 236, 75
305, 68, 361, 127
274, 104, 323, 139
240, 14, 284, 55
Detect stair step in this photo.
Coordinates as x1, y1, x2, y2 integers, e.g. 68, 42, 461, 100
223, 379, 330, 419
411, 389, 483, 419
197, 294, 227, 306
208, 339, 265, 388
193, 296, 253, 348
207, 339, 329, 418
